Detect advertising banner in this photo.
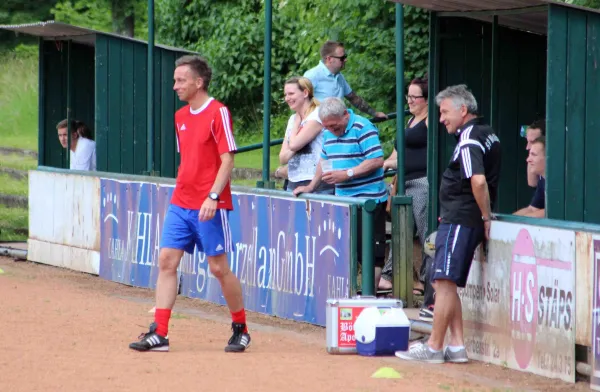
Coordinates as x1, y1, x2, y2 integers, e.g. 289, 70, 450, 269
460, 221, 576, 383
99, 178, 351, 326
591, 236, 600, 390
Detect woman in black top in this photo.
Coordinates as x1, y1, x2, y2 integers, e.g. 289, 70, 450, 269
380, 77, 435, 320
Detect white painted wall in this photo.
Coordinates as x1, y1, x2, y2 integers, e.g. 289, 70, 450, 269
28, 170, 100, 274
26, 170, 598, 361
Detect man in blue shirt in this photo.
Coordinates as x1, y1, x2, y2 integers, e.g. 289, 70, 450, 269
304, 41, 387, 120
514, 136, 545, 217
293, 97, 387, 293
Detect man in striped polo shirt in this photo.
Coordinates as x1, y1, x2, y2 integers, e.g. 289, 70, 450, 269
293, 97, 387, 293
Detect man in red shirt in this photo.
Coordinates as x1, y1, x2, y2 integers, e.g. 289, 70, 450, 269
129, 55, 250, 353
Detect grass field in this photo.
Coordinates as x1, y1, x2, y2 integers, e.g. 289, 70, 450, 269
0, 173, 28, 197
0, 205, 27, 241
234, 144, 281, 171
0, 153, 37, 172
0, 51, 38, 241
0, 52, 38, 151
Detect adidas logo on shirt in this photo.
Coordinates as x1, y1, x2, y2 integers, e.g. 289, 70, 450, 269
180, 124, 187, 131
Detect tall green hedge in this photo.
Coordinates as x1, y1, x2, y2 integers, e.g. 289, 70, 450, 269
156, 0, 429, 142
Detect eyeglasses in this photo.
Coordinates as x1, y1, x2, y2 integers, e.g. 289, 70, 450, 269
330, 55, 348, 61
406, 95, 424, 101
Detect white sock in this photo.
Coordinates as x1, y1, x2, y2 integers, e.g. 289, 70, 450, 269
428, 347, 441, 353
448, 345, 465, 352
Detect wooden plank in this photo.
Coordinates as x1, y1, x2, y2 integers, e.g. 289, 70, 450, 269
107, 37, 123, 173
173, 52, 187, 174
463, 29, 484, 114
546, 4, 568, 220
515, 32, 543, 210
28, 170, 100, 249
67, 174, 100, 249
564, 9, 587, 222
95, 35, 109, 172
575, 232, 593, 346
496, 27, 520, 213
160, 51, 176, 178
153, 51, 163, 175
28, 171, 54, 243
585, 14, 600, 223
43, 41, 67, 169
482, 22, 492, 126
37, 39, 45, 166
120, 40, 135, 174
132, 43, 148, 175
437, 31, 464, 182
71, 44, 95, 132
427, 12, 439, 234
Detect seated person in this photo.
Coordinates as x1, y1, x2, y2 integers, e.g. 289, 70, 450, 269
524, 119, 545, 187
293, 97, 388, 293
56, 119, 97, 171
514, 136, 545, 218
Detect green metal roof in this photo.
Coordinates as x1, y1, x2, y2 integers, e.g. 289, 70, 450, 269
390, 0, 600, 34
0, 20, 194, 54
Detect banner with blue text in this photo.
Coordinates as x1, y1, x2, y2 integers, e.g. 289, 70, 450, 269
99, 179, 351, 326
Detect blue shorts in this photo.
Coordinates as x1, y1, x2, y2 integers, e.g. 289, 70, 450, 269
431, 223, 484, 288
160, 204, 233, 256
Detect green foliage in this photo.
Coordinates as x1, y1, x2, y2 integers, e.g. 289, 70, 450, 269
404, 6, 430, 81
563, 0, 600, 8
51, 0, 148, 39
156, 0, 302, 123
13, 43, 38, 57
156, 0, 430, 142
51, 1, 112, 32
0, 205, 28, 242
0, 0, 59, 24
0, 0, 60, 50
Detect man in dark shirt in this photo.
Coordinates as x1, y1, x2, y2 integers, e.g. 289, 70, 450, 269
524, 119, 545, 187
514, 136, 545, 217
396, 84, 501, 364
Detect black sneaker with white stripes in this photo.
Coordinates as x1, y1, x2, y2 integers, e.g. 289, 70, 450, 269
225, 322, 251, 353
129, 322, 169, 352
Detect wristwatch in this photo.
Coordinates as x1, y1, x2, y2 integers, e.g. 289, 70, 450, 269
208, 192, 219, 201
346, 169, 354, 178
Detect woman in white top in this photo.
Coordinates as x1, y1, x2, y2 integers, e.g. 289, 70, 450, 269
56, 119, 97, 171
277, 76, 334, 194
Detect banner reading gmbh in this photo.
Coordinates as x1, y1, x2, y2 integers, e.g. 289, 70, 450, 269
99, 178, 351, 326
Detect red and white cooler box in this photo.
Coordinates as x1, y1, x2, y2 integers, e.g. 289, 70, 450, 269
326, 297, 408, 355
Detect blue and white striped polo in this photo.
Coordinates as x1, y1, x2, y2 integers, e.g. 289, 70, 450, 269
321, 110, 387, 203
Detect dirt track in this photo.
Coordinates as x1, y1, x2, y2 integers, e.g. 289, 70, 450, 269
0, 257, 588, 392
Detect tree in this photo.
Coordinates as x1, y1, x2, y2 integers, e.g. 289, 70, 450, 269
111, 0, 136, 37
155, 0, 430, 139
564, 0, 600, 8
0, 0, 60, 49
50, 0, 147, 38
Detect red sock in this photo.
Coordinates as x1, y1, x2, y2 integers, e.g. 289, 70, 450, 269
154, 308, 171, 337
231, 309, 248, 333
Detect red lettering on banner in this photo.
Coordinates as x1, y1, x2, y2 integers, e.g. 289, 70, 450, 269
337, 307, 363, 348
